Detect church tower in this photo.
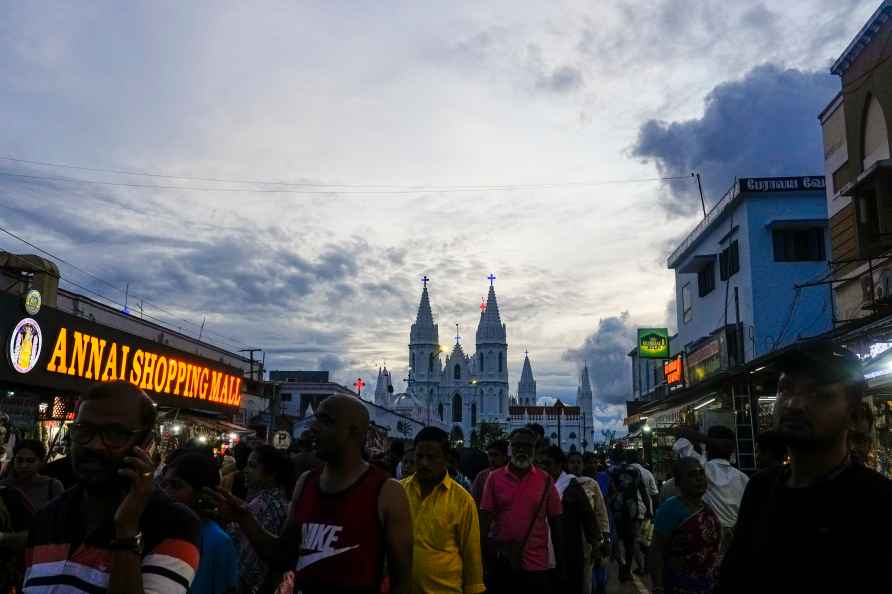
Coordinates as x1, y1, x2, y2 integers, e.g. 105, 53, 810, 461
475, 275, 509, 420
517, 352, 536, 405
577, 363, 594, 449
408, 277, 441, 412
374, 366, 394, 408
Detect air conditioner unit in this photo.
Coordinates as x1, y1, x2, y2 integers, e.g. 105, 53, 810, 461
876, 269, 892, 302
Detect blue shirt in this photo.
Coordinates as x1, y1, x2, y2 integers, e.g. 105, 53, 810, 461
189, 520, 239, 594
653, 496, 693, 538
595, 471, 611, 501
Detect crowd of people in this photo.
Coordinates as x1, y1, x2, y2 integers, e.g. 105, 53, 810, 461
0, 340, 891, 593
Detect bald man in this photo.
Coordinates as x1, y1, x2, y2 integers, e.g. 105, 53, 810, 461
212, 395, 413, 594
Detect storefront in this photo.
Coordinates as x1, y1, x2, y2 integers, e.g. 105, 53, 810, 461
1, 291, 249, 458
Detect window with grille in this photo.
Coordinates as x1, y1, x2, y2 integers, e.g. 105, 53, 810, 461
698, 262, 715, 297
720, 240, 740, 280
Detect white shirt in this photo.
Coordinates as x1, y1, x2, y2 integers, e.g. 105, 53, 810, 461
555, 471, 574, 497
631, 463, 658, 516
673, 437, 750, 528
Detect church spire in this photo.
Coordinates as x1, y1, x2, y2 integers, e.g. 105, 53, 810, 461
517, 350, 536, 405
410, 276, 439, 345
476, 275, 506, 345
578, 363, 593, 396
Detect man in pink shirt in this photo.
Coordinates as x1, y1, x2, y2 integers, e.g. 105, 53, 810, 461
479, 427, 562, 594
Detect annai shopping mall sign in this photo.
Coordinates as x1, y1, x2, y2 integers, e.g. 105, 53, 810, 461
2, 292, 243, 410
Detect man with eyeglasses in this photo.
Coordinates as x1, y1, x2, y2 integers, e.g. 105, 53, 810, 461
22, 381, 201, 594
717, 343, 892, 593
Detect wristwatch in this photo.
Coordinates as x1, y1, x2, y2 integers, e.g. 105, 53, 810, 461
108, 532, 143, 556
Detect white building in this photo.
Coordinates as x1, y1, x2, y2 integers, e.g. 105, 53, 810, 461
375, 278, 595, 449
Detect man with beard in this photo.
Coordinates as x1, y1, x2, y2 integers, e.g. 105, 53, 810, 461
209, 394, 413, 594
717, 343, 892, 592
22, 381, 201, 594
479, 427, 562, 594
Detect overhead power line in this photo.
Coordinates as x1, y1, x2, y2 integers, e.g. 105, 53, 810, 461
0, 156, 694, 194
0, 225, 251, 350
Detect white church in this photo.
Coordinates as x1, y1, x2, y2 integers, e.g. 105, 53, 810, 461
373, 277, 596, 451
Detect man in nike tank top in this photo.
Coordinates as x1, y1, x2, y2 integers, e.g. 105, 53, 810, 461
212, 395, 413, 594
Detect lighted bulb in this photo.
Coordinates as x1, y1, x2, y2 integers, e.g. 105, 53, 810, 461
172, 425, 182, 434
198, 436, 208, 444
229, 433, 238, 440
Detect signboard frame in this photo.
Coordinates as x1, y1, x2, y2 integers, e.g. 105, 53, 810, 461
638, 328, 670, 359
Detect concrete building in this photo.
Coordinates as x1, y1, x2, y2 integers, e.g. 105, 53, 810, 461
820, 0, 892, 324
669, 176, 832, 375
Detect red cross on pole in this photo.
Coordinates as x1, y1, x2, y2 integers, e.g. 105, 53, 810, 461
480, 298, 486, 313
354, 378, 365, 395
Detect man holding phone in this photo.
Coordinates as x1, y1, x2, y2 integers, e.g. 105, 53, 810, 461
22, 381, 201, 594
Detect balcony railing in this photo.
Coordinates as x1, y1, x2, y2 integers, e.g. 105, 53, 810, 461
667, 179, 740, 268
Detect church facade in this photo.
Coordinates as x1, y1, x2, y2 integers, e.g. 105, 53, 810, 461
373, 278, 596, 450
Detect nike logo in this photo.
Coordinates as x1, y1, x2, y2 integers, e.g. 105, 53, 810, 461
297, 545, 359, 570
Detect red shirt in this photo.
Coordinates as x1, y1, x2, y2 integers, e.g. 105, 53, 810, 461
480, 465, 562, 571
291, 465, 389, 594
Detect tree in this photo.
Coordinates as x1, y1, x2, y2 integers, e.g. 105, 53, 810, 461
473, 421, 506, 449
601, 429, 617, 446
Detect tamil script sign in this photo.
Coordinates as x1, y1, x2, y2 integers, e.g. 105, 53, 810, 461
739, 177, 826, 193
638, 328, 670, 359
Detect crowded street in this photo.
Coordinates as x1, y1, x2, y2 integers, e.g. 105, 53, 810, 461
2, 1, 892, 593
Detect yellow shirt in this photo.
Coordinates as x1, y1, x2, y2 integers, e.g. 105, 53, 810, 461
400, 473, 486, 594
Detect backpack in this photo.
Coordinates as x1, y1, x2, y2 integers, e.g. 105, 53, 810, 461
612, 464, 647, 521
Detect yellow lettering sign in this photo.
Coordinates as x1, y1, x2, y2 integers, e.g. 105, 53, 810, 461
46, 328, 68, 373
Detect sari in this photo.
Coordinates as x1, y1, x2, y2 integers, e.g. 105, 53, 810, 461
663, 502, 721, 594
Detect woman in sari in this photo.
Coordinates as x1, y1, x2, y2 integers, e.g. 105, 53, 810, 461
650, 457, 721, 594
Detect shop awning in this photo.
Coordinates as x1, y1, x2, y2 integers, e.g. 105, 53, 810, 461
157, 410, 251, 434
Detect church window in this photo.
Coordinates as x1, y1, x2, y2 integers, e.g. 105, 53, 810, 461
452, 394, 463, 422
550, 432, 558, 440
438, 403, 444, 420
454, 364, 461, 380
471, 403, 477, 426
569, 432, 577, 440
498, 353, 503, 373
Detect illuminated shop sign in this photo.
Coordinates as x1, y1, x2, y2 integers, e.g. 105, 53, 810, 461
638, 328, 670, 359
1, 292, 243, 410
663, 356, 684, 385
686, 337, 722, 385
43, 327, 242, 406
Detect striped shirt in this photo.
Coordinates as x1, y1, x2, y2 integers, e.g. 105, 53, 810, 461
23, 486, 201, 594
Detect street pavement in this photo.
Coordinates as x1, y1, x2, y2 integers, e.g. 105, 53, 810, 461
605, 566, 652, 594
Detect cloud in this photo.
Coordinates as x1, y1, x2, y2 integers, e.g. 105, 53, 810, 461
563, 312, 636, 406
318, 354, 346, 375
630, 63, 838, 215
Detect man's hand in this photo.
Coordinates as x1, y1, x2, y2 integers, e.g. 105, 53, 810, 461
114, 446, 154, 537
203, 488, 251, 525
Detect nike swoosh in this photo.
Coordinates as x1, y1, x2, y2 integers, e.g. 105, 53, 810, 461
297, 545, 360, 570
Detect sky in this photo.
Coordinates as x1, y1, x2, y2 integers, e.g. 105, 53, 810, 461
0, 0, 880, 435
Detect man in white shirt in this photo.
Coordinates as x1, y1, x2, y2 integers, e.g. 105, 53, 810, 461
673, 425, 749, 554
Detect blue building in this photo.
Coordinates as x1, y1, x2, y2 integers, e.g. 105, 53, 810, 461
669, 176, 832, 379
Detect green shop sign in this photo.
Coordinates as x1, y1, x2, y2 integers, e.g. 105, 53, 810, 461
638, 328, 669, 359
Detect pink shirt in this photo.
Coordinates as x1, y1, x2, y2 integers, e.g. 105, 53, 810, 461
480, 465, 562, 571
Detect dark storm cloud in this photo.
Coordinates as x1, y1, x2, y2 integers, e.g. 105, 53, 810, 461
563, 311, 636, 406
630, 64, 838, 215
318, 353, 346, 375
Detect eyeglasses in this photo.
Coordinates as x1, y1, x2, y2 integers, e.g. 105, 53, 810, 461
68, 422, 146, 448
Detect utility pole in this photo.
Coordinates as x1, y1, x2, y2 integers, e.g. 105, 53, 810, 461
240, 348, 262, 382
693, 172, 707, 217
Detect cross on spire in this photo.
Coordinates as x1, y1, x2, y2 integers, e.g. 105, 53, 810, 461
487, 273, 496, 286
421, 275, 430, 288
455, 323, 461, 344
354, 377, 366, 394
525, 348, 529, 357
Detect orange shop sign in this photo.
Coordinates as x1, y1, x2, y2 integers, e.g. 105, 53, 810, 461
43, 327, 242, 407
664, 356, 683, 385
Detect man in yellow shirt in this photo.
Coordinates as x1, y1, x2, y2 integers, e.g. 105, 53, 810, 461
400, 427, 486, 594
